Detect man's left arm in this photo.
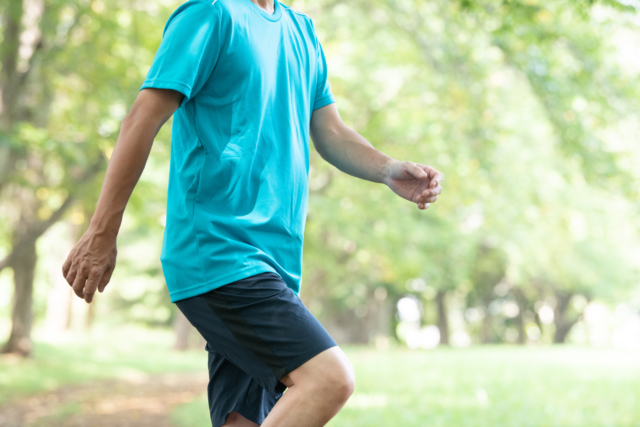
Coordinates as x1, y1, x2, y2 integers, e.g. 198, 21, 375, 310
310, 103, 444, 210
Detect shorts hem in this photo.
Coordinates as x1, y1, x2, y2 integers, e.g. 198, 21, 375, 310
236, 400, 274, 425
275, 342, 339, 387
210, 389, 282, 427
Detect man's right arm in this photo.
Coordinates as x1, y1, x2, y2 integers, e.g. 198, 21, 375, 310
62, 88, 184, 304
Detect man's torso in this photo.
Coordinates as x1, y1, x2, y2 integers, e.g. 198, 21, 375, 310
145, 0, 334, 301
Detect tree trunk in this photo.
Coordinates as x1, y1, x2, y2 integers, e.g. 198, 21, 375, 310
480, 304, 492, 344
512, 286, 527, 344
553, 291, 578, 343
173, 310, 193, 351
0, 0, 24, 128
435, 290, 449, 345
554, 321, 575, 344
1, 240, 37, 356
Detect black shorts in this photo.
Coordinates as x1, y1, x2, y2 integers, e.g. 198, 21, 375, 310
175, 271, 338, 427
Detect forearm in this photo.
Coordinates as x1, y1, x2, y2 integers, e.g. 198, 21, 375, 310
88, 111, 163, 237
313, 124, 397, 184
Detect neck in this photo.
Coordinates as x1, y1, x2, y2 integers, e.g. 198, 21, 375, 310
250, 0, 276, 14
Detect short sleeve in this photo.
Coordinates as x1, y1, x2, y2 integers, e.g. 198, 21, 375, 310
313, 40, 335, 111
140, 1, 222, 108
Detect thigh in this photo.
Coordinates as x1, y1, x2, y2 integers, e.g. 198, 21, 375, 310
176, 272, 338, 397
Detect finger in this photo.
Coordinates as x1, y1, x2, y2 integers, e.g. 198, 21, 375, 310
430, 170, 444, 185
62, 254, 73, 277
83, 268, 103, 303
65, 264, 78, 287
417, 164, 444, 185
71, 264, 89, 299
420, 195, 438, 204
419, 185, 442, 201
403, 162, 428, 179
98, 266, 114, 293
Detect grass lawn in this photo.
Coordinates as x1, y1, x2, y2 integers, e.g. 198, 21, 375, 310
0, 327, 205, 405
173, 346, 640, 427
3, 329, 640, 426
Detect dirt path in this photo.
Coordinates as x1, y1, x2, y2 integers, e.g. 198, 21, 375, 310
0, 372, 208, 427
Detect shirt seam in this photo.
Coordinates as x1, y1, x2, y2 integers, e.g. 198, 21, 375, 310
281, 5, 309, 19
189, 149, 208, 284
313, 94, 334, 111
243, 0, 282, 22
141, 79, 193, 98
191, 101, 208, 154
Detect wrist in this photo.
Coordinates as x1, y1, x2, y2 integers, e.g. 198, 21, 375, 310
88, 214, 122, 240
381, 158, 400, 185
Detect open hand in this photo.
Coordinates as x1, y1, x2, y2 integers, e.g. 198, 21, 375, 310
383, 160, 443, 210
62, 229, 117, 303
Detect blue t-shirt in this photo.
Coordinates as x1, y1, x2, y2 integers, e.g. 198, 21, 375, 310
140, 0, 335, 302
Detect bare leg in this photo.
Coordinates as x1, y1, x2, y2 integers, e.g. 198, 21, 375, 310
221, 411, 259, 427
261, 346, 355, 427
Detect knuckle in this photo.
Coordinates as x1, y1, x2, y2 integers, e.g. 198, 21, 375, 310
65, 273, 76, 285
89, 267, 103, 278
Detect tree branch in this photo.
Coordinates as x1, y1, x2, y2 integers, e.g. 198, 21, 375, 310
0, 156, 104, 274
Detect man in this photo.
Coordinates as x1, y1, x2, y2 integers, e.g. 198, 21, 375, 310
62, 0, 443, 425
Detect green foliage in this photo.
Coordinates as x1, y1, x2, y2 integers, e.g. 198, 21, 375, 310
0, 0, 177, 328
300, 0, 640, 343
1, 0, 638, 344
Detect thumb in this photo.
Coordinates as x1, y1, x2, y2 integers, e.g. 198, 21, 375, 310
404, 162, 428, 179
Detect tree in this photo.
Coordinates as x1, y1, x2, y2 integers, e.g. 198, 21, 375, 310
300, 0, 639, 345
0, 0, 172, 355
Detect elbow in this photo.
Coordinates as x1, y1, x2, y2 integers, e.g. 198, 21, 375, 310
121, 104, 162, 135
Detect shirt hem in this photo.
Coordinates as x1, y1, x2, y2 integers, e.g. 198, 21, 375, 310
313, 95, 335, 111
168, 264, 279, 303
140, 79, 193, 107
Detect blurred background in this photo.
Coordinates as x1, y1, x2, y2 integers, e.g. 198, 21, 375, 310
1, 0, 640, 425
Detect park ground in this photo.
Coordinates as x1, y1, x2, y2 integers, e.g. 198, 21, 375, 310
1, 328, 640, 427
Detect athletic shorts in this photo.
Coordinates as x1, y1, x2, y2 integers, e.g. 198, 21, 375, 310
175, 271, 338, 427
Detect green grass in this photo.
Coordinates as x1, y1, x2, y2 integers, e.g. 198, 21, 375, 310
173, 346, 640, 427
171, 396, 209, 427
0, 326, 206, 405
4, 331, 640, 427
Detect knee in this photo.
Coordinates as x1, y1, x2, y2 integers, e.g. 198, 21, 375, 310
322, 358, 355, 404
333, 367, 356, 402
290, 347, 356, 406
